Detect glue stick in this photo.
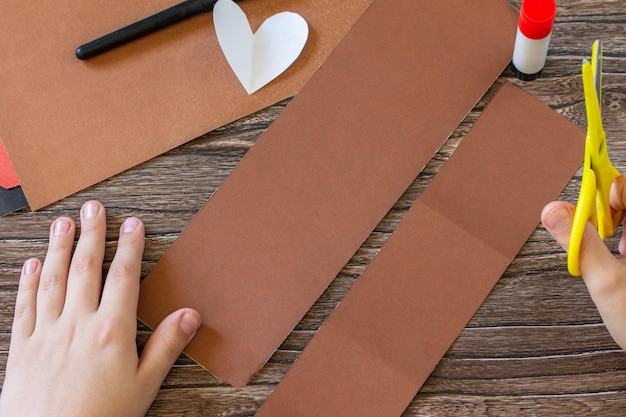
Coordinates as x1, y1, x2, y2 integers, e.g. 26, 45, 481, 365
511, 0, 556, 81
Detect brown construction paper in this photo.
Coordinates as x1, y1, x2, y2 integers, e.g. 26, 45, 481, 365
256, 82, 585, 417
0, 0, 373, 210
138, 0, 519, 387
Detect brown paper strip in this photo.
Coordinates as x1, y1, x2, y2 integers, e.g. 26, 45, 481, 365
0, 0, 372, 210
137, 0, 519, 387
256, 82, 585, 417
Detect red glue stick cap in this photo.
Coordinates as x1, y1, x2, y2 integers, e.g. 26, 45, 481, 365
518, 0, 556, 40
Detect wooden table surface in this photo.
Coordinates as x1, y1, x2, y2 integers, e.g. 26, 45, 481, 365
1, 0, 625, 415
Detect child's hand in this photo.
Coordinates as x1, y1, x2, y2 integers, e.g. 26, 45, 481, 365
542, 175, 626, 349
0, 201, 201, 417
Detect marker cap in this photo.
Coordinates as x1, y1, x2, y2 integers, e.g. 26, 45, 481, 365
518, 0, 556, 40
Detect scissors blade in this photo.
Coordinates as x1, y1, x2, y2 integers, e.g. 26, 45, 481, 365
592, 39, 602, 105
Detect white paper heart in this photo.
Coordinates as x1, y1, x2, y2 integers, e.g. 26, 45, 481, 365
213, 0, 309, 95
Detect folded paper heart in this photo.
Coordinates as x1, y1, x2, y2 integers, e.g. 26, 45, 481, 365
213, 0, 309, 95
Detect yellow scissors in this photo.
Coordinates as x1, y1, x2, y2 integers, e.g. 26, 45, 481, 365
568, 40, 622, 276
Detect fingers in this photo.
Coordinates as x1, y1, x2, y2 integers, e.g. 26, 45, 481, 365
610, 176, 626, 255
610, 174, 626, 211
137, 309, 200, 393
548, 181, 626, 348
35, 216, 75, 327
11, 259, 42, 342
63, 201, 107, 314
542, 199, 626, 342
98, 217, 145, 328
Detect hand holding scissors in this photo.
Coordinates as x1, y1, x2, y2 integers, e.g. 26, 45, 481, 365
568, 40, 622, 276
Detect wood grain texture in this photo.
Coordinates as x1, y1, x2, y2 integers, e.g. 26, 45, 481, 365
1, 0, 625, 415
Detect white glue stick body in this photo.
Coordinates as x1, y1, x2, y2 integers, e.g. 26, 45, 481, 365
511, 0, 556, 81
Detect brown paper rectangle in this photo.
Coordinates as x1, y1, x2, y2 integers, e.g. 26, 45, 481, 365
0, 0, 372, 210
256, 82, 585, 417
137, 0, 519, 387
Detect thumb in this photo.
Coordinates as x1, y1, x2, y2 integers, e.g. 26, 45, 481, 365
541, 201, 577, 252
138, 308, 201, 393
541, 201, 617, 278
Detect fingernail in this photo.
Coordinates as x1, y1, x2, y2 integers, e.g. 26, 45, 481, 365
83, 201, 100, 220
179, 311, 201, 340
122, 218, 140, 234
23, 258, 39, 275
53, 219, 71, 236
545, 205, 572, 232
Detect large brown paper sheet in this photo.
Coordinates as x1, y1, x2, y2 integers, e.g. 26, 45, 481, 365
256, 82, 585, 417
137, 0, 519, 387
0, 0, 372, 210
